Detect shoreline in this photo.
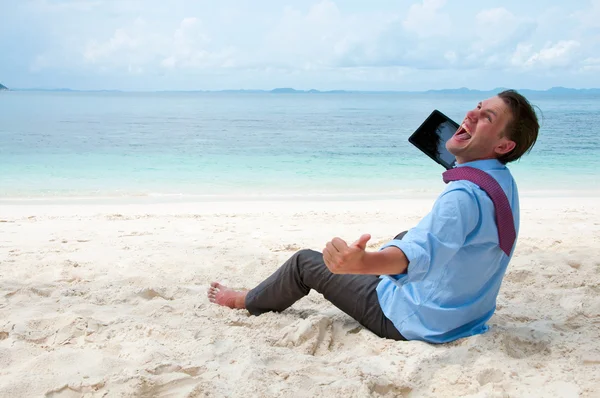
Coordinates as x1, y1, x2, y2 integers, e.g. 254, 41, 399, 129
1, 195, 598, 221
1, 187, 600, 206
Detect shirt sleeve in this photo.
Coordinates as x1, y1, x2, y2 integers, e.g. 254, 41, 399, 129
380, 186, 480, 280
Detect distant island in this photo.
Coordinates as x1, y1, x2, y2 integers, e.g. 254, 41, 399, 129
7, 86, 600, 95
423, 86, 600, 95
268, 87, 349, 94
273, 87, 600, 95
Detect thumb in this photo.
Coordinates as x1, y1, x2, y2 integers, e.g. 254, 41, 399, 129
352, 234, 371, 250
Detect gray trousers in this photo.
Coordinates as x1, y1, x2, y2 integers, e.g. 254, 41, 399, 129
245, 231, 408, 341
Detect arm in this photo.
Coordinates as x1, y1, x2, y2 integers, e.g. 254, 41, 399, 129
360, 246, 409, 275
323, 186, 479, 276
323, 235, 408, 275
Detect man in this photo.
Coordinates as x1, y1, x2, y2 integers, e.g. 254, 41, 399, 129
208, 89, 540, 343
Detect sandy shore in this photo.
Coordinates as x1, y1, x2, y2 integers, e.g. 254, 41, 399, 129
1, 195, 599, 397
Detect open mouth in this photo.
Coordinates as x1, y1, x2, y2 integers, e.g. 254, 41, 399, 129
454, 124, 472, 142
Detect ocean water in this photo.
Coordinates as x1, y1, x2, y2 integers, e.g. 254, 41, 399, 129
1, 91, 598, 201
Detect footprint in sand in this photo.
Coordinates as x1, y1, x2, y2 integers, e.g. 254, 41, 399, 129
367, 378, 413, 397
273, 315, 333, 356
12, 320, 56, 345
56, 317, 107, 346
500, 327, 551, 359
504, 269, 533, 283
12, 316, 105, 347
146, 363, 205, 377
477, 368, 505, 386
45, 381, 106, 397
6, 286, 54, 299
136, 287, 174, 301
134, 375, 202, 398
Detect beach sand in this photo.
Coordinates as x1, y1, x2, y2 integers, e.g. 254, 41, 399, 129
1, 195, 599, 397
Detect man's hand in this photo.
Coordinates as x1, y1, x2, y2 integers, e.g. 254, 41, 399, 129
323, 234, 371, 274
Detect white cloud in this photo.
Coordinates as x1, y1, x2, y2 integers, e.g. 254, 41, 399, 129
7, 0, 600, 90
160, 17, 212, 69
523, 40, 581, 68
510, 40, 583, 70
263, 1, 373, 68
402, 0, 450, 38
572, 0, 600, 29
84, 27, 140, 63
82, 16, 236, 72
167, 19, 238, 69
34, 0, 102, 12
450, 7, 535, 69
510, 43, 534, 67
581, 57, 600, 71
473, 7, 521, 48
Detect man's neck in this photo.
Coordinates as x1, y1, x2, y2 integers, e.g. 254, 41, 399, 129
455, 155, 497, 165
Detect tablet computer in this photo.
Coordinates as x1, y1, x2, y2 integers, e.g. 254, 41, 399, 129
408, 110, 459, 170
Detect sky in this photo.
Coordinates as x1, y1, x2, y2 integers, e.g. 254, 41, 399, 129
1, 0, 599, 91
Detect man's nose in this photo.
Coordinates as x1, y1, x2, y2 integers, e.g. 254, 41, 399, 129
466, 109, 478, 121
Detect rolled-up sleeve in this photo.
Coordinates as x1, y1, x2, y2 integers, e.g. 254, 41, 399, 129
380, 186, 480, 280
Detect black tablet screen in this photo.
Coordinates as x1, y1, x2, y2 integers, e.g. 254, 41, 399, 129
408, 110, 459, 170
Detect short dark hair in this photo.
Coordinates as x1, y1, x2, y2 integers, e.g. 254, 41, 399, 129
497, 90, 540, 164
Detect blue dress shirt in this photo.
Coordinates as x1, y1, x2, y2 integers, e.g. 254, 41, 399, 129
376, 159, 520, 343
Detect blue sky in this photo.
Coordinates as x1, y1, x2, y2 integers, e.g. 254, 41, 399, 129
1, 0, 599, 91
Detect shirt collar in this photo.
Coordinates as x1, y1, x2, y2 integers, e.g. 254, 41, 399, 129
455, 159, 505, 171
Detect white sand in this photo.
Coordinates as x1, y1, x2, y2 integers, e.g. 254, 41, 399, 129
1, 195, 599, 397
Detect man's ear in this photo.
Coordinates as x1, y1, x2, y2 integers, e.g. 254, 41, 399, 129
495, 139, 516, 156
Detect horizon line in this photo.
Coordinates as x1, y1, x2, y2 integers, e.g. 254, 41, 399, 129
2, 85, 600, 94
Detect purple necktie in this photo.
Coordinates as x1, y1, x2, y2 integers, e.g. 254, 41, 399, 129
442, 166, 516, 256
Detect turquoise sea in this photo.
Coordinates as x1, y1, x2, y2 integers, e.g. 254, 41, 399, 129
1, 91, 598, 201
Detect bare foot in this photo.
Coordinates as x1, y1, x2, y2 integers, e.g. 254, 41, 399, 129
207, 282, 248, 309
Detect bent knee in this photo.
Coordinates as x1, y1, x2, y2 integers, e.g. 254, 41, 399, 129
293, 248, 325, 270
296, 248, 320, 258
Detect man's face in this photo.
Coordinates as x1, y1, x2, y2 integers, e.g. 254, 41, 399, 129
446, 96, 516, 164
